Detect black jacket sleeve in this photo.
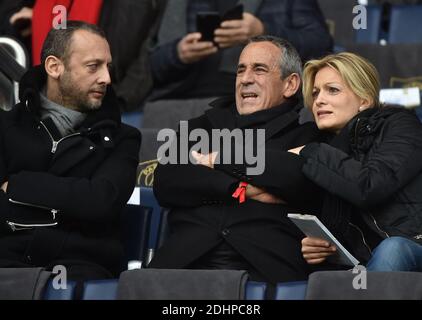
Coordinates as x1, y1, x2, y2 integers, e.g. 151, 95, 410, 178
0, 125, 15, 233
216, 149, 321, 210
301, 111, 422, 207
150, 39, 193, 86
214, 122, 324, 210
154, 160, 238, 208
153, 116, 238, 208
6, 129, 141, 223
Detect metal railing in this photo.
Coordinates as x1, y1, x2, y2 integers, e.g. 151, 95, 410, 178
0, 37, 28, 110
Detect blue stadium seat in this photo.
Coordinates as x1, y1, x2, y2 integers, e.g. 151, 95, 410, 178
245, 281, 267, 300
274, 281, 307, 300
43, 280, 77, 300
82, 279, 118, 300
388, 5, 422, 44
157, 208, 170, 249
415, 106, 422, 123
355, 5, 382, 44
122, 111, 143, 129
140, 187, 163, 265
121, 204, 152, 269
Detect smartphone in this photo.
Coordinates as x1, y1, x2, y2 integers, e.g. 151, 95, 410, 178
221, 4, 244, 21
196, 12, 221, 42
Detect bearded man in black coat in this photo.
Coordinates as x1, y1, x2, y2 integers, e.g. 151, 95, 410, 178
150, 35, 323, 285
0, 21, 141, 282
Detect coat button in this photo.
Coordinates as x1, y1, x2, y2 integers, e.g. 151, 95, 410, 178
222, 229, 230, 236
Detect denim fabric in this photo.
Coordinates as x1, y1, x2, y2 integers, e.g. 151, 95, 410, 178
367, 236, 422, 272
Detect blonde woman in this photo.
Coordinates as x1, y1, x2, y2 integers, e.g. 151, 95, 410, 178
290, 52, 422, 271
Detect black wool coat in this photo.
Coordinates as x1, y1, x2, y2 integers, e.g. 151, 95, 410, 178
150, 97, 324, 284
301, 107, 422, 261
0, 66, 141, 276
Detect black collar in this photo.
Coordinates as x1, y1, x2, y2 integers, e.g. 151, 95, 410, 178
205, 97, 303, 142
235, 98, 300, 129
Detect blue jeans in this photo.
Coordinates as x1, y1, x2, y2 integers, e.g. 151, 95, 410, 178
366, 236, 422, 271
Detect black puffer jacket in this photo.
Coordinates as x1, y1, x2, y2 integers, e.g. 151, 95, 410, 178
0, 66, 141, 276
301, 107, 422, 259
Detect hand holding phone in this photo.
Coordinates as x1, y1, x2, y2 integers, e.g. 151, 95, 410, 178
215, 11, 264, 49
196, 4, 243, 43
196, 12, 221, 42
177, 33, 218, 64
221, 4, 243, 21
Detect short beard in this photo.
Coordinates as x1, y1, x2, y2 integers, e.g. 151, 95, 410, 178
59, 71, 102, 113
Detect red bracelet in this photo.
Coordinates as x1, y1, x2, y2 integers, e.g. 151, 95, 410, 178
232, 182, 248, 204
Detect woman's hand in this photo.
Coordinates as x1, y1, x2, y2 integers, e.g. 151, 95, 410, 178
246, 184, 286, 204
301, 237, 337, 264
1, 181, 8, 193
288, 145, 305, 155
191, 151, 218, 169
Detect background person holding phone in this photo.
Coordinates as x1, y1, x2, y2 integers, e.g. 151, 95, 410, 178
179, 6, 264, 64
143, 0, 333, 130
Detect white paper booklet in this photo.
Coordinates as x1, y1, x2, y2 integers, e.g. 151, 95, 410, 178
288, 213, 360, 267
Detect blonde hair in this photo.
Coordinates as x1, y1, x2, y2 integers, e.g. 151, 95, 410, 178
303, 52, 380, 109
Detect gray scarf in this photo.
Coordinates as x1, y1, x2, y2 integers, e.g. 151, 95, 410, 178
40, 91, 87, 137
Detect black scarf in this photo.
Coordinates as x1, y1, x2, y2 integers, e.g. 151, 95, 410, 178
320, 109, 380, 263
235, 97, 299, 129
319, 124, 354, 241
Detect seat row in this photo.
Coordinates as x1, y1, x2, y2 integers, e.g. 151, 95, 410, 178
43, 278, 308, 300
121, 187, 168, 269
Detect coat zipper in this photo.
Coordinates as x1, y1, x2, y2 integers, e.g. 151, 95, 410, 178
6, 221, 58, 232
354, 118, 361, 143
370, 214, 390, 238
349, 222, 372, 255
39, 121, 81, 154
8, 198, 59, 219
